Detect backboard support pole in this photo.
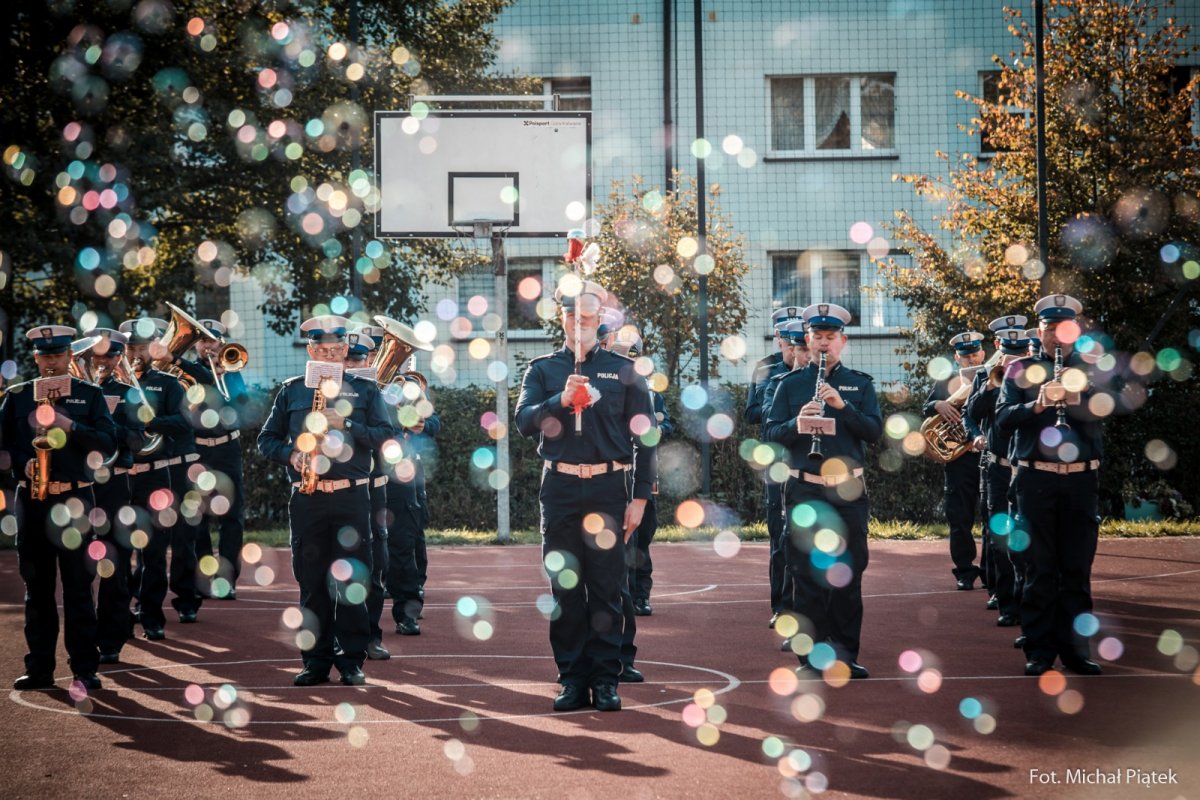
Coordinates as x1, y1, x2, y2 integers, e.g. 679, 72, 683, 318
476, 221, 511, 543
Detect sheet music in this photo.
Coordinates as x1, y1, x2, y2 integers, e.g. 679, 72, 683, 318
304, 361, 344, 390
34, 375, 72, 402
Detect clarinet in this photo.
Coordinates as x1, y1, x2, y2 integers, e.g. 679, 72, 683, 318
807, 351, 828, 466
1053, 345, 1071, 432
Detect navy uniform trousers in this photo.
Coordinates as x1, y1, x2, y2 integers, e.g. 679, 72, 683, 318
986, 460, 1022, 617
385, 482, 427, 623
366, 476, 388, 641
541, 468, 628, 688
192, 437, 245, 592
132, 461, 202, 629
784, 478, 871, 664
17, 488, 99, 678
626, 495, 658, 602
766, 480, 794, 612
944, 452, 981, 582
290, 486, 371, 672
1013, 468, 1100, 664
93, 473, 133, 655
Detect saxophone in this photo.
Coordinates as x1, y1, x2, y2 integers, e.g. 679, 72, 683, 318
298, 387, 326, 495
30, 399, 53, 501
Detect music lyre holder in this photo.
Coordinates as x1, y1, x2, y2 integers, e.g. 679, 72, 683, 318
796, 416, 836, 436
34, 375, 72, 402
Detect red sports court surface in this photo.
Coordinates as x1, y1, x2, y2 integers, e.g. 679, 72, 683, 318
1, 537, 1198, 799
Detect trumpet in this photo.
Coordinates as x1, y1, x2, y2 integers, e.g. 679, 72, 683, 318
807, 351, 828, 467
31, 399, 53, 501
207, 339, 249, 402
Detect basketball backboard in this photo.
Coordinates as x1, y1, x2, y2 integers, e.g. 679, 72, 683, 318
375, 111, 591, 238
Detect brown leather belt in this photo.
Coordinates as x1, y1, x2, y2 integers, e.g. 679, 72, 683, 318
545, 461, 633, 479
292, 478, 371, 493
1017, 459, 1100, 474
788, 467, 865, 486
195, 431, 240, 447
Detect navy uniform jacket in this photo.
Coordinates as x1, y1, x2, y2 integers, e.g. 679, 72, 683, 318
922, 376, 982, 440
964, 370, 1013, 460
389, 409, 443, 501
651, 392, 673, 439
995, 351, 1104, 463
174, 358, 250, 435
744, 351, 784, 425
515, 346, 657, 500
135, 369, 195, 461
258, 373, 392, 483
1, 377, 117, 485
763, 361, 883, 469
761, 363, 800, 431
98, 376, 147, 470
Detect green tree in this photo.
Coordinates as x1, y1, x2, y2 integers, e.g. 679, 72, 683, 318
574, 174, 749, 386
1, 0, 524, 362
881, 0, 1200, 511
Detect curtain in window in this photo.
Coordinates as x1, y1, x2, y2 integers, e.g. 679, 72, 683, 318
860, 76, 895, 150
815, 77, 850, 150
771, 254, 811, 308
771, 78, 805, 151
821, 251, 861, 320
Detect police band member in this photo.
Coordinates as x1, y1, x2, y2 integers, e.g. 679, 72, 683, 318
764, 303, 882, 679
174, 318, 249, 601
965, 318, 1029, 629
923, 331, 987, 590
257, 315, 391, 686
120, 318, 204, 638
746, 306, 804, 628
515, 280, 658, 712
2, 325, 117, 691
87, 329, 148, 663
996, 294, 1105, 677
766, 319, 810, 652
341, 331, 389, 660
383, 361, 441, 638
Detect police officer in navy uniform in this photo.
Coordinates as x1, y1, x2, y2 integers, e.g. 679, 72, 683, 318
965, 321, 1030, 629
258, 316, 391, 686
86, 329, 147, 664
997, 294, 1105, 677
923, 332, 987, 590
765, 319, 810, 651
341, 331, 389, 660
2, 325, 117, 691
746, 307, 804, 628
172, 318, 249, 601
764, 303, 882, 679
120, 318, 204, 637
516, 280, 658, 712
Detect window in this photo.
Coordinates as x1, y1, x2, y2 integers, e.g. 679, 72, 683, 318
544, 77, 591, 111
457, 257, 549, 333
1169, 66, 1199, 138
980, 71, 1029, 155
770, 250, 910, 332
770, 74, 895, 155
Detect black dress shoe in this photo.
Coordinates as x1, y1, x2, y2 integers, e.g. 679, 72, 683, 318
13, 673, 55, 691
632, 598, 652, 616
848, 662, 870, 680
366, 640, 391, 660
996, 613, 1020, 627
143, 627, 166, 641
179, 611, 198, 624
221, 589, 237, 601
73, 673, 102, 691
293, 667, 330, 687
340, 666, 367, 686
395, 617, 421, 635
1061, 656, 1103, 676
1024, 658, 1054, 676
956, 577, 975, 591
795, 657, 820, 677
592, 683, 622, 711
619, 665, 645, 683
780, 636, 793, 652
986, 596, 999, 610
768, 612, 780, 629
98, 652, 120, 665
553, 684, 589, 711
1013, 634, 1027, 649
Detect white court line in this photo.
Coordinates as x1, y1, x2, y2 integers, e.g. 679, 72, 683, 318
8, 656, 741, 725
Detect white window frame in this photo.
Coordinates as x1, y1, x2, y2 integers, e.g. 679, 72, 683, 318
978, 70, 1031, 158
769, 250, 910, 335
767, 74, 897, 159
543, 76, 591, 111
